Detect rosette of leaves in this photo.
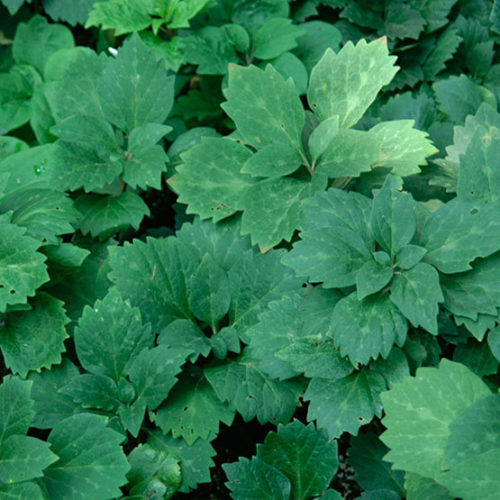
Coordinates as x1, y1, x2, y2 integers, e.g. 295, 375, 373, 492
381, 359, 500, 500
224, 420, 341, 500
171, 38, 437, 250
52, 219, 303, 453
0, 375, 130, 499
41, 32, 175, 240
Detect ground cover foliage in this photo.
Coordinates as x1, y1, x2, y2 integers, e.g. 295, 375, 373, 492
0, 0, 499, 498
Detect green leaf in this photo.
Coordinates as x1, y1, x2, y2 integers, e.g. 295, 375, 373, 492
189, 253, 231, 328
253, 18, 305, 60
240, 175, 325, 250
182, 26, 238, 75
123, 123, 171, 190
126, 444, 181, 499
13, 15, 74, 74
0, 70, 34, 133
0, 213, 48, 313
368, 120, 437, 176
74, 289, 153, 382
390, 263, 443, 333
348, 433, 405, 497
0, 292, 69, 377
256, 420, 339, 500
0, 376, 34, 443
420, 199, 500, 273
330, 293, 407, 366
371, 175, 416, 255
165, 0, 215, 29
356, 260, 394, 300
409, 0, 457, 33
108, 236, 198, 332
271, 51, 308, 95
437, 449, 500, 500
98, 33, 175, 133
308, 116, 339, 164
433, 75, 496, 124
423, 27, 462, 80
224, 457, 291, 500
380, 359, 492, 479
222, 23, 250, 53
222, 64, 305, 149
155, 370, 235, 445
384, 3, 425, 39
395, 245, 427, 270
171, 137, 255, 222
308, 39, 398, 128
158, 319, 211, 362
441, 254, 500, 320
293, 21, 342, 72
241, 143, 302, 178
318, 129, 381, 177
404, 473, 454, 500
445, 394, 500, 468
74, 191, 149, 239
488, 325, 500, 361
28, 360, 82, 429
0, 482, 44, 499
60, 373, 118, 411
43, 414, 129, 500
205, 350, 302, 425
305, 370, 386, 438
42, 0, 96, 26
146, 431, 216, 492
458, 126, 500, 203
85, 0, 153, 35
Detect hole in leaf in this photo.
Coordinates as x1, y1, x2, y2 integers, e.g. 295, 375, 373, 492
9, 289, 15, 294
183, 406, 189, 411
470, 208, 479, 215
357, 417, 364, 422
0, 284, 4, 288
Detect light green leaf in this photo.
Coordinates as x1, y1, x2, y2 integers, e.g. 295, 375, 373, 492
404, 473, 454, 500
488, 325, 500, 361
371, 175, 416, 255
369, 120, 437, 176
222, 23, 250, 53
390, 263, 443, 333
330, 293, 407, 366
145, 431, 215, 493
43, 414, 130, 500
0, 214, 48, 313
74, 191, 149, 239
458, 126, 500, 203
395, 245, 427, 270
165, 0, 215, 29
253, 18, 305, 60
222, 63, 305, 149
308, 39, 398, 128
420, 199, 500, 273
271, 52, 308, 95
240, 176, 324, 250
60, 373, 118, 411
0, 376, 34, 443
98, 33, 175, 133
348, 433, 405, 497
356, 260, 394, 300
0, 292, 69, 377
205, 350, 302, 425
0, 70, 33, 133
42, 0, 96, 26
318, 129, 381, 177
108, 236, 198, 332
257, 420, 338, 500
74, 289, 153, 382
85, 0, 153, 35
0, 482, 44, 499
241, 143, 302, 178
380, 359, 492, 479
189, 253, 231, 328
445, 394, 500, 468
13, 15, 74, 74
155, 370, 235, 445
171, 137, 255, 222
308, 116, 339, 163
224, 457, 291, 500
305, 370, 386, 438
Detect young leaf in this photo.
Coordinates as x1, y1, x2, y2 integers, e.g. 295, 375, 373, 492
380, 359, 491, 479
308, 115, 339, 163
74, 289, 153, 382
252, 18, 306, 60
241, 143, 302, 178
0, 292, 69, 377
97, 33, 175, 133
308, 39, 398, 128
390, 263, 443, 333
222, 64, 305, 149
224, 457, 291, 500
330, 293, 407, 366
305, 370, 386, 438
395, 244, 427, 270
42, 413, 130, 500
256, 420, 339, 500
356, 260, 394, 300
158, 319, 211, 362
155, 370, 235, 445
60, 373, 119, 412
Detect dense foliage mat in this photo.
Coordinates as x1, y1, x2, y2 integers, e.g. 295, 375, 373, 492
0, 0, 499, 498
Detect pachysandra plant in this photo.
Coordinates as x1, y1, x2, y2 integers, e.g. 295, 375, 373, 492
171, 37, 437, 250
